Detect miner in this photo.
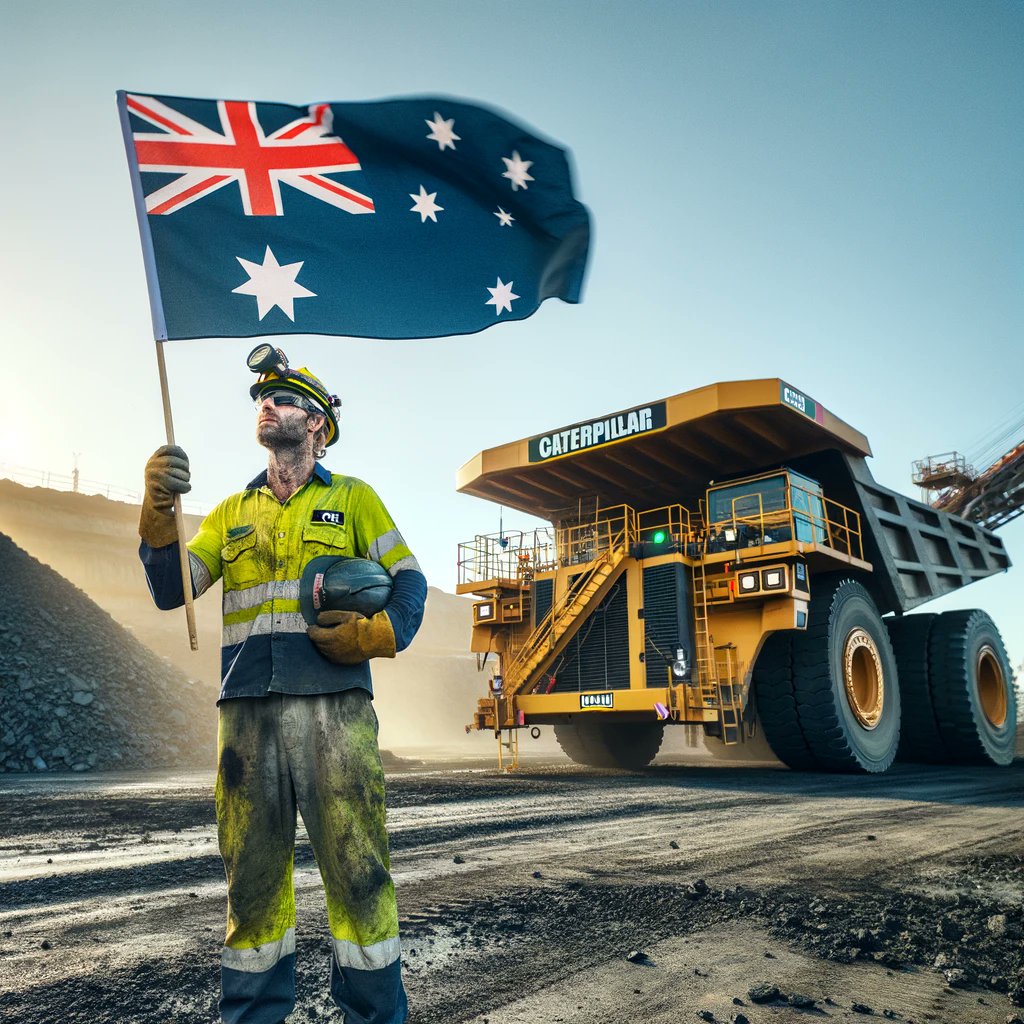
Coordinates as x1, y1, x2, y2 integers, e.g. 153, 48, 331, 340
138, 348, 425, 1024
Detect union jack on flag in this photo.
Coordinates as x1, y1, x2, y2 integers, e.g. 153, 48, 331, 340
117, 90, 590, 341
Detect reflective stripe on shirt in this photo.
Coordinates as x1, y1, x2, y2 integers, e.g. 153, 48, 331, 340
189, 551, 214, 597
387, 554, 422, 576
223, 579, 301, 615
223, 610, 308, 646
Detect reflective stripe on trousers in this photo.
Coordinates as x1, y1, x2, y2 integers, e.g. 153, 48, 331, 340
216, 691, 407, 1024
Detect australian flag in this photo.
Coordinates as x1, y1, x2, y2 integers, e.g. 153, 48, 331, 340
116, 91, 590, 341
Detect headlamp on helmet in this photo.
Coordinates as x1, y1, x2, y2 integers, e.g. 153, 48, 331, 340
246, 344, 289, 376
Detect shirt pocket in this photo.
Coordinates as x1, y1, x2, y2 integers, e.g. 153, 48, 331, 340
302, 521, 350, 561
221, 526, 261, 589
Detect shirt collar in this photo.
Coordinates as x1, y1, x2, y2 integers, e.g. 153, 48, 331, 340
245, 462, 332, 491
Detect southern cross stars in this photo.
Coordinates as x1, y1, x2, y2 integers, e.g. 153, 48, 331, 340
486, 278, 519, 316
227, 115, 540, 327
501, 151, 534, 191
232, 246, 315, 321
410, 185, 444, 223
425, 112, 460, 151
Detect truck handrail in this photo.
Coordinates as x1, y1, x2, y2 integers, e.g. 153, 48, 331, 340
712, 484, 863, 560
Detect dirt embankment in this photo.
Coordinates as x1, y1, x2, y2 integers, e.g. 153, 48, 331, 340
0, 533, 216, 771
0, 480, 484, 757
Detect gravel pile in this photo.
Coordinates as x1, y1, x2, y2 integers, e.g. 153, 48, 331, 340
0, 533, 217, 772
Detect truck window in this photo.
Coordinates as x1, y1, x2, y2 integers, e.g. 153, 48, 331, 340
789, 471, 828, 543
708, 476, 787, 525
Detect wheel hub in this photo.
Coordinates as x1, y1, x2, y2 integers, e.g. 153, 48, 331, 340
976, 645, 1008, 728
843, 628, 884, 729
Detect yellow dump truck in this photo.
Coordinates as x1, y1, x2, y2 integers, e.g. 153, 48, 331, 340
455, 379, 1016, 773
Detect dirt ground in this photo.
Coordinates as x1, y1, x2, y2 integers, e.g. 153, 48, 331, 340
1, 755, 1023, 1024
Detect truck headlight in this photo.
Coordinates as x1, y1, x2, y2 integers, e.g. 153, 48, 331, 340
738, 571, 759, 593
671, 646, 689, 679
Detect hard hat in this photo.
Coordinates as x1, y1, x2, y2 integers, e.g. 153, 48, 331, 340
250, 366, 341, 447
299, 556, 394, 625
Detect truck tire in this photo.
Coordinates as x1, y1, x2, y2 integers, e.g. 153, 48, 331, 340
753, 632, 818, 770
554, 719, 664, 770
791, 577, 901, 773
885, 613, 950, 763
928, 610, 1016, 766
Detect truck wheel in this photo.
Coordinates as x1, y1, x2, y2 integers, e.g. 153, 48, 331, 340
885, 614, 950, 763
554, 719, 664, 770
928, 610, 1016, 766
791, 577, 901, 773
753, 632, 818, 770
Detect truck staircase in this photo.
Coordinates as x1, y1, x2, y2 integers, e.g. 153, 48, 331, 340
502, 544, 628, 696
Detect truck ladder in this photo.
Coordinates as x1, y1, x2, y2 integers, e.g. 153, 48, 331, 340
714, 647, 742, 745
502, 545, 628, 696
690, 559, 717, 701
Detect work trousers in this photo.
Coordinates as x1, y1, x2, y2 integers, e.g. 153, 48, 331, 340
215, 690, 407, 1024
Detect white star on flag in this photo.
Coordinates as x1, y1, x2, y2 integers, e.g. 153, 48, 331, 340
501, 150, 534, 191
485, 278, 520, 316
232, 246, 315, 321
425, 112, 460, 151
410, 185, 444, 223
494, 207, 515, 227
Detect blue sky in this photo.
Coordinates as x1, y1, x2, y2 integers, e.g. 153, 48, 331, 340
2, 1, 1022, 661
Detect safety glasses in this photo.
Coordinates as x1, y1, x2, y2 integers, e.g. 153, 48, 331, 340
254, 390, 315, 413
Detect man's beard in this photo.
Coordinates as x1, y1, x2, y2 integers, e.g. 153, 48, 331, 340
257, 415, 308, 451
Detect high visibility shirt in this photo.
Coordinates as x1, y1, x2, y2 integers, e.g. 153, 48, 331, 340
140, 463, 427, 700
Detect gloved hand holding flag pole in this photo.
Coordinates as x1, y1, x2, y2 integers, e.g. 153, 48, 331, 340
117, 89, 591, 649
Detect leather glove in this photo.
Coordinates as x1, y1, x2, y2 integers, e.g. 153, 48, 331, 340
140, 445, 191, 548
308, 609, 397, 665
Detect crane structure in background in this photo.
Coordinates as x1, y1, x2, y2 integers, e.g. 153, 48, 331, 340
914, 404, 1024, 530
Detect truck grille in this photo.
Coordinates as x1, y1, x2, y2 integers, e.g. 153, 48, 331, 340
643, 563, 692, 687
533, 578, 553, 626
549, 578, 630, 692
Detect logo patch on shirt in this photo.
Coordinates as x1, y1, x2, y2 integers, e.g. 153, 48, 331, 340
311, 509, 344, 526
226, 524, 254, 539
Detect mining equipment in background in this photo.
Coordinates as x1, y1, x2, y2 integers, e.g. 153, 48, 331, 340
455, 379, 1017, 774
913, 445, 1024, 531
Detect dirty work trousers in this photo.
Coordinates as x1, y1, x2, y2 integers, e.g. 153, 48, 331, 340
215, 690, 406, 1024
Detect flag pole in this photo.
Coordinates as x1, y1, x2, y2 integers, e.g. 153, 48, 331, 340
154, 340, 199, 651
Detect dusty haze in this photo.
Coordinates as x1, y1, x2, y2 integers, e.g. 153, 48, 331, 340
0, 479, 751, 764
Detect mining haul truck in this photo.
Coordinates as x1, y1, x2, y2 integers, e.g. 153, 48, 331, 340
455, 379, 1017, 773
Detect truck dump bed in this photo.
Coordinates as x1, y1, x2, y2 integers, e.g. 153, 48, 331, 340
457, 378, 1009, 614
